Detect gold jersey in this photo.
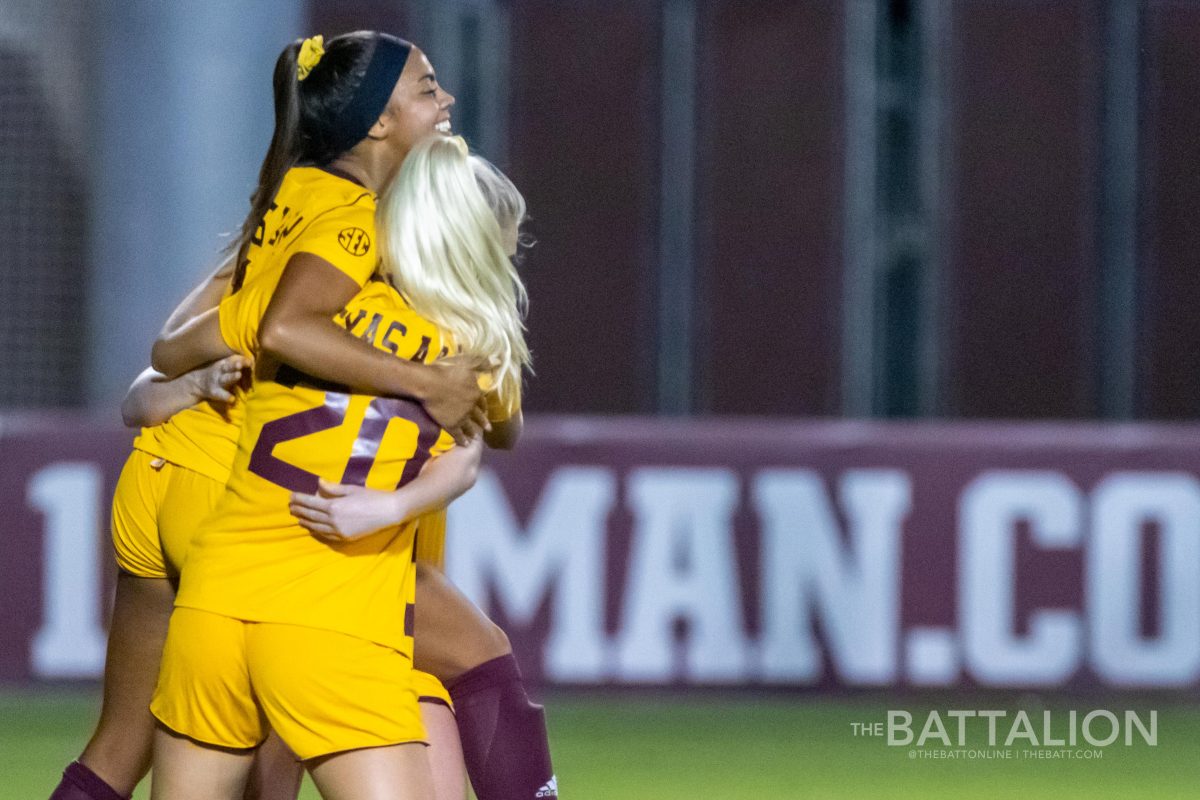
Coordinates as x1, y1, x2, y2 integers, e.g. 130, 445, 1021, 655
133, 166, 378, 482
132, 402, 240, 484
176, 280, 455, 652
218, 166, 379, 357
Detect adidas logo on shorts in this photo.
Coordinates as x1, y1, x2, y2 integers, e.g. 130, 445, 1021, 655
536, 776, 558, 797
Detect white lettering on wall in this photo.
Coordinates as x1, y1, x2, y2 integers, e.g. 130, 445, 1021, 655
446, 468, 616, 681
28, 463, 107, 679
615, 468, 748, 682
1088, 473, 1200, 686
754, 469, 910, 684
960, 471, 1082, 686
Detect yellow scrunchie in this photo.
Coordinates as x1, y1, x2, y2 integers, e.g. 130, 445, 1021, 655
297, 35, 325, 81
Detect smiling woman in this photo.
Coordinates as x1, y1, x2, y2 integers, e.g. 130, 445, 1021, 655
131, 25, 563, 800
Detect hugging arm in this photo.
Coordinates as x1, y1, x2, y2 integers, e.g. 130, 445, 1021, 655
290, 438, 483, 543
259, 254, 489, 444
121, 357, 249, 428
150, 307, 235, 379
150, 255, 239, 378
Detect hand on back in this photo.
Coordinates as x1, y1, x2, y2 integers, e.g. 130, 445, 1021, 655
290, 479, 404, 543
194, 355, 252, 405
423, 356, 490, 445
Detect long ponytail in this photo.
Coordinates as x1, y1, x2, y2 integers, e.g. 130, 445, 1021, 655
230, 40, 304, 290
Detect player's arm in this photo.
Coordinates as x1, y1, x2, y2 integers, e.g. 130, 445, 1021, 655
150, 307, 237, 379
160, 254, 236, 337
258, 254, 489, 444
149, 254, 239, 377
120, 356, 249, 428
289, 437, 483, 543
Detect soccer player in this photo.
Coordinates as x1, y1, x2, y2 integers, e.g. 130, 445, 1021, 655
152, 32, 558, 800
150, 134, 531, 799
290, 148, 552, 800
47, 31, 482, 800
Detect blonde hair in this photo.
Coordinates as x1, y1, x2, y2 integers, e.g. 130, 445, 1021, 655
376, 135, 531, 409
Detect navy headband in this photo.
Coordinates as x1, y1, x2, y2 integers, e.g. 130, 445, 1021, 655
325, 33, 413, 156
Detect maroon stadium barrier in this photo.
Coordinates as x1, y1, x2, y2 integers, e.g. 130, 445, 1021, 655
3, 413, 1200, 691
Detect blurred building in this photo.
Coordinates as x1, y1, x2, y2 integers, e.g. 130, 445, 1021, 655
1, 0, 1198, 419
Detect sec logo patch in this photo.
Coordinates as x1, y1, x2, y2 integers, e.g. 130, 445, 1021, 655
338, 227, 371, 256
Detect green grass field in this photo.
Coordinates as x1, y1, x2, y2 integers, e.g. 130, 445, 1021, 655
3, 689, 1198, 799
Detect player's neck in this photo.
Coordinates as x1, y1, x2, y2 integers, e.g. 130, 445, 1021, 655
324, 154, 372, 191
328, 145, 395, 195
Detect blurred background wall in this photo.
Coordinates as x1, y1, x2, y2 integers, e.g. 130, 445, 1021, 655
5, 9, 1200, 797
1, 0, 1196, 420
0, 0, 89, 406
0, 0, 305, 407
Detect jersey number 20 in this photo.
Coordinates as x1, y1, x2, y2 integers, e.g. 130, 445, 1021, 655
248, 392, 441, 493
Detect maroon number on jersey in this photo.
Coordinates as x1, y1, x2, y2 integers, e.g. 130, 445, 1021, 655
248, 391, 442, 493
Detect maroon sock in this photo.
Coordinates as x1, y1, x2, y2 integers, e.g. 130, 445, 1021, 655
48, 762, 127, 800
447, 654, 557, 799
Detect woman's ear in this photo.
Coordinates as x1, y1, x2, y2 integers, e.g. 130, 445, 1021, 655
366, 112, 389, 141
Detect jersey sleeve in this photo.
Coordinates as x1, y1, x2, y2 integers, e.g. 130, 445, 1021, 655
475, 370, 521, 423
217, 285, 259, 356
485, 386, 521, 423
287, 201, 378, 287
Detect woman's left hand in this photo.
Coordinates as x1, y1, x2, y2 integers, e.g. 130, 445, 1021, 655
289, 478, 403, 543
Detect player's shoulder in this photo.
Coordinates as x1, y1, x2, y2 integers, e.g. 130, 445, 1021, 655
276, 167, 378, 274
280, 166, 375, 217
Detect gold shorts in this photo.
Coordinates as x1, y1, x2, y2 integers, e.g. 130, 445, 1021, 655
412, 669, 453, 710
151, 607, 426, 760
110, 449, 225, 579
